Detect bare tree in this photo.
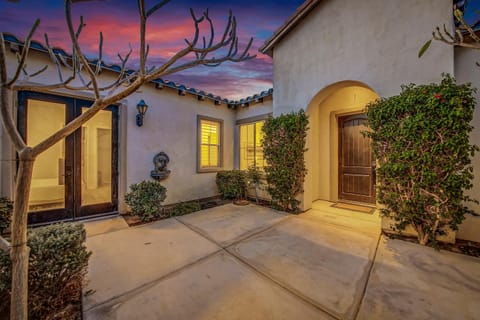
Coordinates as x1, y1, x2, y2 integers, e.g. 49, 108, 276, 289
0, 0, 254, 319
419, 3, 480, 62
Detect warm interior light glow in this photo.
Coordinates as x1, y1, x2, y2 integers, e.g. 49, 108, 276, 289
27, 99, 66, 212
239, 120, 265, 170
81, 107, 112, 206
200, 119, 220, 168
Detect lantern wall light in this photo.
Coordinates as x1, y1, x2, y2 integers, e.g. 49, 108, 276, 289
136, 99, 148, 127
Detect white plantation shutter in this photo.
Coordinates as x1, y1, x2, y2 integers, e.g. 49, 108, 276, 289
200, 119, 220, 168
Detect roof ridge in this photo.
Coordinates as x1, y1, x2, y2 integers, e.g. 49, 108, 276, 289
2, 32, 272, 108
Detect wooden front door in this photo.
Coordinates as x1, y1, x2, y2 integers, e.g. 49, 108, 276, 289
338, 114, 375, 204
18, 91, 119, 224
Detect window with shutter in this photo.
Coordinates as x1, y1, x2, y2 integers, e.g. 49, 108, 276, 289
197, 116, 223, 172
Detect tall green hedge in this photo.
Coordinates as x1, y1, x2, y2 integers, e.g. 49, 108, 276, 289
262, 110, 308, 212
365, 75, 478, 245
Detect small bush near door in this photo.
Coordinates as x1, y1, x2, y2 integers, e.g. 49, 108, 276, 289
365, 74, 478, 246
262, 110, 309, 212
216, 170, 247, 200
124, 180, 167, 221
0, 223, 91, 319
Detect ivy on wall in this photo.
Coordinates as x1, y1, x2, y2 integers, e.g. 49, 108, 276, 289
262, 110, 309, 212
365, 75, 478, 246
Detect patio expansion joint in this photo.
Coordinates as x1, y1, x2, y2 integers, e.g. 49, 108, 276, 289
225, 247, 340, 320
352, 232, 383, 320
174, 213, 294, 250
172, 214, 342, 317
83, 247, 223, 313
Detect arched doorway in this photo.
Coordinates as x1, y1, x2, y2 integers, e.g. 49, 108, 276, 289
302, 81, 379, 210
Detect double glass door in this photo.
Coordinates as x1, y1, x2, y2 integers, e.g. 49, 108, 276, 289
18, 92, 118, 224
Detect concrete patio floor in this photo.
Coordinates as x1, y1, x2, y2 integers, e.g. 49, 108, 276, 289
82, 201, 480, 320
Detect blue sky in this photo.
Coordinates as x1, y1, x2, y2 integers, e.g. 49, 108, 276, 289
0, 0, 478, 99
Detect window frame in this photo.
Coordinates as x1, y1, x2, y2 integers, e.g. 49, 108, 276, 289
197, 115, 224, 173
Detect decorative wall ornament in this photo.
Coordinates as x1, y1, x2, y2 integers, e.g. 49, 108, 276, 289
151, 151, 171, 180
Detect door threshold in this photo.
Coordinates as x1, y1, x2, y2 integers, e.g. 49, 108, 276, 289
337, 200, 376, 208
75, 211, 119, 222
331, 202, 375, 214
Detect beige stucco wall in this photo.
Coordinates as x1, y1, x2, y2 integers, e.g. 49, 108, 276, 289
235, 97, 273, 122
454, 47, 480, 242
123, 84, 236, 209
271, 0, 454, 210
273, 0, 453, 115
0, 48, 240, 214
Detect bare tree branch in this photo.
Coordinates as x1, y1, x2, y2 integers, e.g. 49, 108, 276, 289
6, 19, 40, 87
65, 0, 100, 98
0, 34, 27, 150
146, 0, 171, 18
0, 235, 11, 253
2, 1, 257, 318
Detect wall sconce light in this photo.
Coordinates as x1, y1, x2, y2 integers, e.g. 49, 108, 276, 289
136, 99, 148, 127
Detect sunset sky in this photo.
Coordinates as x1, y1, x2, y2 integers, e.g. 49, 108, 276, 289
0, 0, 478, 99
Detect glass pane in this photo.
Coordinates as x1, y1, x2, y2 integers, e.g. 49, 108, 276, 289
200, 145, 210, 167
255, 121, 265, 169
27, 99, 66, 212
240, 123, 255, 170
81, 108, 112, 206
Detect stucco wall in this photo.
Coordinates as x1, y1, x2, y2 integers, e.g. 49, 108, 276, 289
454, 47, 480, 242
0, 48, 239, 214
123, 84, 236, 209
272, 0, 454, 116
235, 97, 273, 122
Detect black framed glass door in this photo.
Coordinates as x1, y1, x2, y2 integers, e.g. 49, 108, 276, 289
18, 91, 118, 224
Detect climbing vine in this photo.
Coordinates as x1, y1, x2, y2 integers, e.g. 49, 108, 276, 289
262, 110, 309, 212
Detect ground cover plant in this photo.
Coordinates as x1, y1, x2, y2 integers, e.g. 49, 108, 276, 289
172, 202, 202, 216
365, 75, 478, 246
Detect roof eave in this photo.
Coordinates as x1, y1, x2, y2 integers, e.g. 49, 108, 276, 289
259, 0, 322, 56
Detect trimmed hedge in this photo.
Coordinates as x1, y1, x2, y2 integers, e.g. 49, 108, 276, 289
124, 180, 167, 221
365, 75, 478, 245
262, 110, 308, 212
216, 170, 247, 200
0, 223, 91, 319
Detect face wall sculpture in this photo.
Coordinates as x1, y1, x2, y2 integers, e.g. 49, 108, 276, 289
151, 151, 171, 180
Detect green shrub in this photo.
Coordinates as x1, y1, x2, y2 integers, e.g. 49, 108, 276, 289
0, 197, 13, 234
216, 170, 247, 200
262, 110, 309, 212
0, 223, 91, 319
365, 74, 478, 245
172, 202, 201, 216
124, 180, 167, 221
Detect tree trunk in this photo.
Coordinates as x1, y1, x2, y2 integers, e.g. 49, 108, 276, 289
10, 149, 35, 320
